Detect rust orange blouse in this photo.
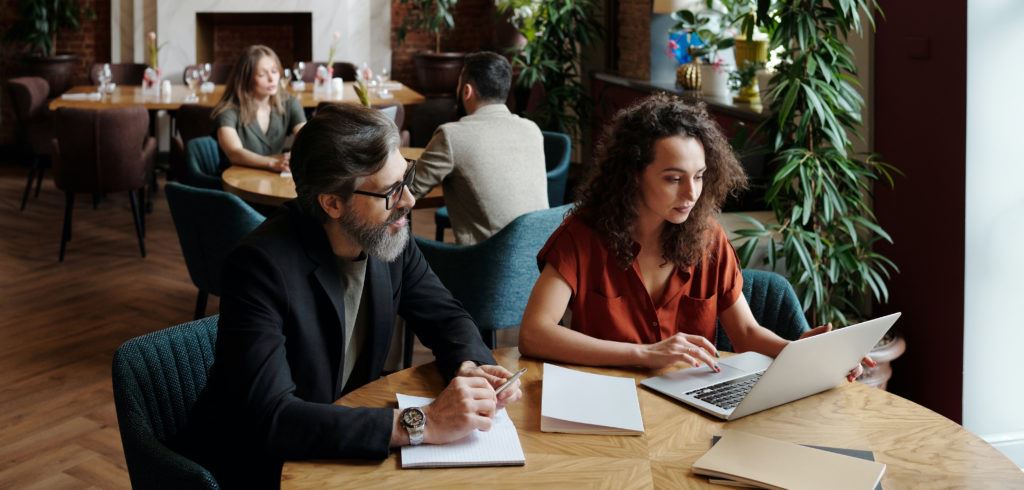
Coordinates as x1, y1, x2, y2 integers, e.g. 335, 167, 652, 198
537, 214, 743, 345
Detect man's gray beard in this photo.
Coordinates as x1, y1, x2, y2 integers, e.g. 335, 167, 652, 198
338, 206, 410, 262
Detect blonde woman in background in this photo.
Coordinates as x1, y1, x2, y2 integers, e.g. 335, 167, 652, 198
212, 45, 306, 173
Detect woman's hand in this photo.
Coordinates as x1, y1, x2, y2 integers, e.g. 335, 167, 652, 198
267, 154, 290, 173
798, 323, 878, 382
637, 333, 719, 370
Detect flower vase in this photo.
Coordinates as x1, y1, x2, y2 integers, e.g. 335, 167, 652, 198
677, 59, 702, 91
142, 67, 161, 97
314, 65, 332, 96
700, 62, 731, 99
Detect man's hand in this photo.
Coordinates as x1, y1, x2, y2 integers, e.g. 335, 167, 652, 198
637, 333, 720, 370
420, 376, 496, 445
456, 361, 524, 410
798, 323, 878, 382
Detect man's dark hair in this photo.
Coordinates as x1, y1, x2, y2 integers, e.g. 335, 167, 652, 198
459, 51, 512, 103
290, 103, 400, 223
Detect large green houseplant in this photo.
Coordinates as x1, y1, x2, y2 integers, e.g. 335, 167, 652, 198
3, 0, 95, 97
734, 0, 899, 329
395, 0, 464, 97
495, 0, 603, 141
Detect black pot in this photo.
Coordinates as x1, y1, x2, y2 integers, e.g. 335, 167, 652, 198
413, 51, 466, 98
19, 53, 79, 98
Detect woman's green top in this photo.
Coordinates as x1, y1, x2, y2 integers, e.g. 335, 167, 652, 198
215, 96, 306, 155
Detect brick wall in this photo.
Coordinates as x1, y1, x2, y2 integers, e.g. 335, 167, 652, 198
213, 25, 296, 67
390, 0, 500, 92
617, 0, 650, 80
1, 0, 110, 147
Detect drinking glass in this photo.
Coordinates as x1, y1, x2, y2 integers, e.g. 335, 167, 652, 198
292, 61, 306, 83
184, 66, 201, 102
281, 68, 292, 91
200, 63, 212, 84
379, 66, 390, 83
97, 63, 112, 94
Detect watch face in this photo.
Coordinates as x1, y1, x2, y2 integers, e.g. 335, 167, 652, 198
402, 408, 424, 428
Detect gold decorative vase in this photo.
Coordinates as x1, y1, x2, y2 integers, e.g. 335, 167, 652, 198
734, 38, 769, 67
677, 60, 702, 91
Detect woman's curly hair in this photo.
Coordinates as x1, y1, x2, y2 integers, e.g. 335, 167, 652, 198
573, 93, 748, 268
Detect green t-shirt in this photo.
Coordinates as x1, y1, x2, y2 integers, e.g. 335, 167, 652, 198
215, 96, 306, 155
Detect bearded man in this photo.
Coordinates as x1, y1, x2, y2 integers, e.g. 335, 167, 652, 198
172, 103, 523, 489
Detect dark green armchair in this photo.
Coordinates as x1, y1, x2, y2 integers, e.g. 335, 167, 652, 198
715, 269, 810, 351
112, 316, 220, 489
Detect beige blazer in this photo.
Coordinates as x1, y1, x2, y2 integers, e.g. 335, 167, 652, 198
411, 104, 549, 245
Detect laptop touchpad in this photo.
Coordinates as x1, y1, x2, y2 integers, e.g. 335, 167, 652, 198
720, 351, 773, 373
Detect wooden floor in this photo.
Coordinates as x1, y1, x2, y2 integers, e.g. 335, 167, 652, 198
0, 164, 498, 488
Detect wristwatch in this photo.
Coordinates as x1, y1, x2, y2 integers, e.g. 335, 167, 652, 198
400, 407, 426, 446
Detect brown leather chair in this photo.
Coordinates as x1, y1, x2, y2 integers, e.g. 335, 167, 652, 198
89, 63, 149, 85
6, 77, 54, 211
169, 104, 216, 181
299, 61, 358, 82
52, 106, 156, 261
315, 101, 410, 146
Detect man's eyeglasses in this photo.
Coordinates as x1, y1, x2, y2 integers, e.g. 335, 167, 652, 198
352, 161, 417, 210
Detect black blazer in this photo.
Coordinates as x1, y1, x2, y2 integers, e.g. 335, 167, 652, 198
177, 202, 495, 488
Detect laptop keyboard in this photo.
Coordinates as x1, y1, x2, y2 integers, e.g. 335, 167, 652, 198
686, 371, 765, 410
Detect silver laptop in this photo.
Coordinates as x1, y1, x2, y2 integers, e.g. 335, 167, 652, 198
640, 313, 901, 420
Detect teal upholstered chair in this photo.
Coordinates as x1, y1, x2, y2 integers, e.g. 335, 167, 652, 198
715, 269, 810, 351
413, 204, 572, 364
434, 130, 572, 241
183, 137, 229, 190
112, 316, 220, 489
166, 182, 265, 319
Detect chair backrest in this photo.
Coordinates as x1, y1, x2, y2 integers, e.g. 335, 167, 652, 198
53, 106, 151, 193
176, 104, 216, 144
7, 76, 50, 123
315, 101, 405, 130
542, 131, 571, 207
415, 204, 573, 333
166, 182, 265, 295
715, 269, 810, 351
333, 62, 357, 81
112, 316, 220, 489
184, 137, 229, 190
90, 63, 148, 85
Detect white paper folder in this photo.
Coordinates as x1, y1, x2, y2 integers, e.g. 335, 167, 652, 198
540, 363, 644, 435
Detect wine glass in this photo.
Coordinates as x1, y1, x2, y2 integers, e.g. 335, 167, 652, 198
200, 63, 212, 84
379, 66, 390, 83
97, 63, 112, 94
292, 61, 306, 83
281, 68, 292, 91
184, 66, 201, 102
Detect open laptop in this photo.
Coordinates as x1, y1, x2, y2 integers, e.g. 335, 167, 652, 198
640, 313, 901, 420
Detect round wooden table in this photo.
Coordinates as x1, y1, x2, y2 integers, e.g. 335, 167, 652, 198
281, 348, 1024, 488
221, 147, 443, 208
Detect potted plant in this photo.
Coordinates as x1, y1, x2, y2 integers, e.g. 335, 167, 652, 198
670, 7, 735, 99
733, 1, 904, 387
495, 0, 603, 140
396, 0, 464, 97
3, 0, 95, 97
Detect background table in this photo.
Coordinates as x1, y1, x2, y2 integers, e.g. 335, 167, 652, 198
222, 147, 443, 209
49, 82, 425, 111
281, 348, 1024, 489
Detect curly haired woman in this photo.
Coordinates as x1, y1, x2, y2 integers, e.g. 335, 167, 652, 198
519, 94, 872, 381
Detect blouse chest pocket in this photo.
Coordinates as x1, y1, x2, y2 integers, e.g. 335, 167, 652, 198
678, 294, 718, 340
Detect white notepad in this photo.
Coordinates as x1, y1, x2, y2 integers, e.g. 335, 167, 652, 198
540, 363, 645, 435
396, 393, 526, 468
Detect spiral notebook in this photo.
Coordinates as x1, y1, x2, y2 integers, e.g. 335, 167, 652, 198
396, 393, 526, 468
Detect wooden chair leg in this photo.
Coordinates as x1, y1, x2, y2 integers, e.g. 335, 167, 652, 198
128, 190, 146, 258
194, 290, 208, 320
59, 192, 74, 262
20, 162, 37, 211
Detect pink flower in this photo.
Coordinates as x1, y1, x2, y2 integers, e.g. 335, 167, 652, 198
332, 31, 341, 42
148, 31, 156, 42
